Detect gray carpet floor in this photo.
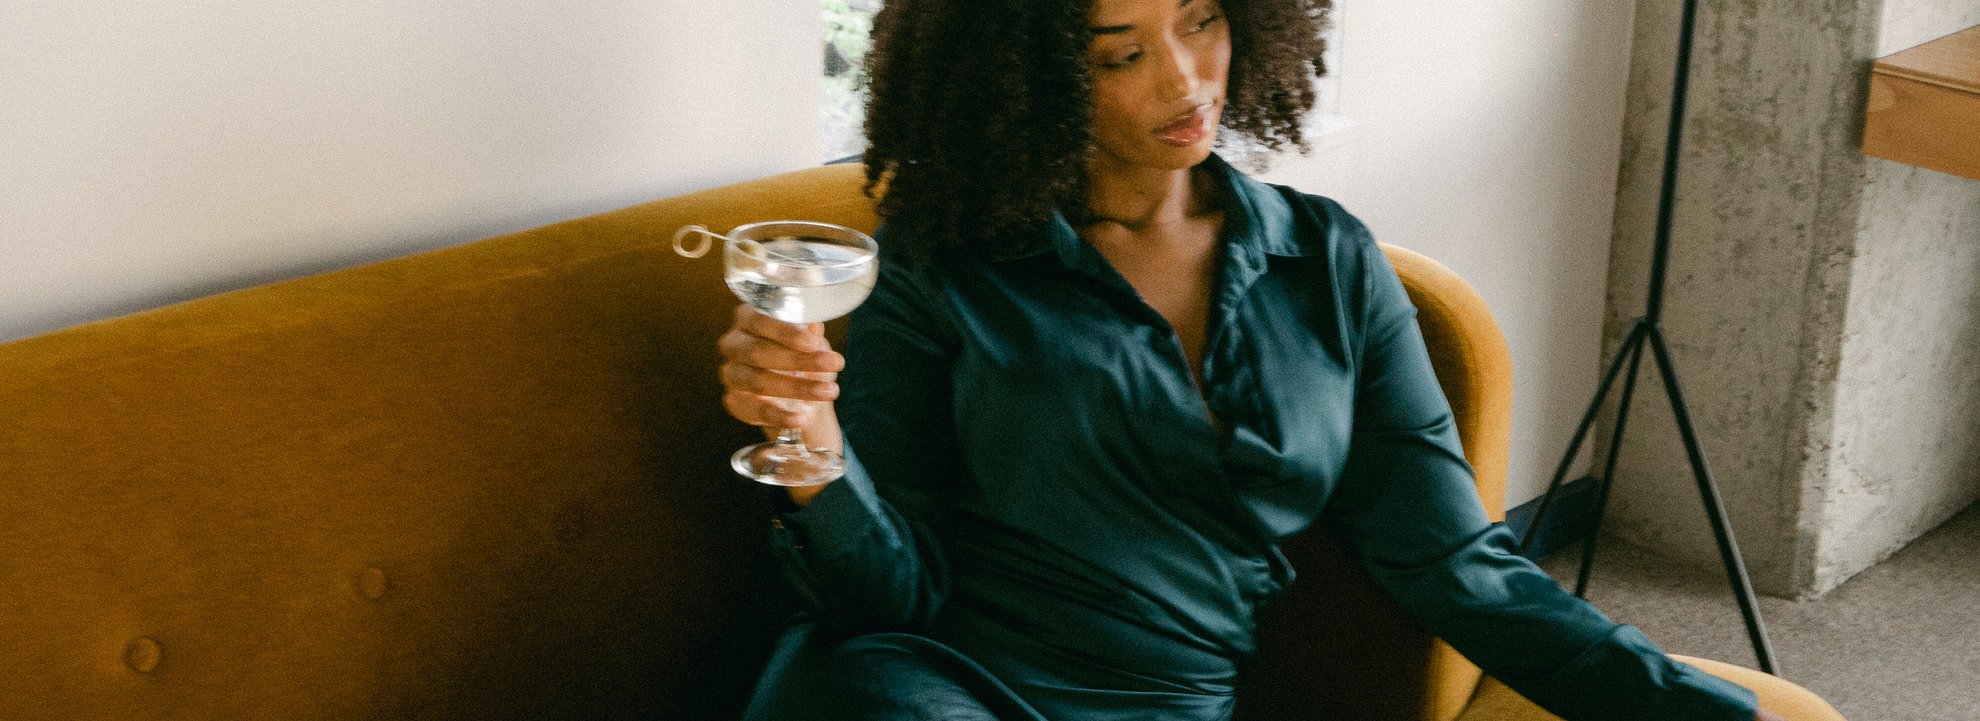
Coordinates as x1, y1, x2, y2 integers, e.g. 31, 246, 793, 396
1536, 502, 1980, 721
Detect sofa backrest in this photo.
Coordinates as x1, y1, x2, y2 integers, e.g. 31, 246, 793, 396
0, 165, 879, 720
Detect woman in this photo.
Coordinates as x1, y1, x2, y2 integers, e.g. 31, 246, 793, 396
719, 0, 1786, 719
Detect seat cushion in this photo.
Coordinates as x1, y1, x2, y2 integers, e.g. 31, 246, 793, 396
1454, 655, 1846, 721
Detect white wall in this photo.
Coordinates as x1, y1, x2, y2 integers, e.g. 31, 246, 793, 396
0, 1, 821, 343
1260, 1, 1637, 507
2, 1, 1631, 509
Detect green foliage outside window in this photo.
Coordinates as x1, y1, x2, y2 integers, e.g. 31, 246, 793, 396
823, 0, 878, 161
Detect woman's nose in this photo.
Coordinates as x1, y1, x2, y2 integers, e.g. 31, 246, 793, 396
1156, 38, 1199, 101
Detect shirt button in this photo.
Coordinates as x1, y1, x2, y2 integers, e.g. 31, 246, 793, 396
770, 517, 787, 530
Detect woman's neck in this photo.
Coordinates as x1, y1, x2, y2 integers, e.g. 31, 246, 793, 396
1081, 154, 1217, 232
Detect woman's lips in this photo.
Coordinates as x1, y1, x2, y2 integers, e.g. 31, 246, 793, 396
1154, 106, 1212, 147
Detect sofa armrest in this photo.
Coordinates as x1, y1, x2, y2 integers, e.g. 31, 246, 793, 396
1454, 655, 1847, 721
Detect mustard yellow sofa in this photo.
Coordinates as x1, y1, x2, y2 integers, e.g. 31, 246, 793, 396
0, 164, 1843, 720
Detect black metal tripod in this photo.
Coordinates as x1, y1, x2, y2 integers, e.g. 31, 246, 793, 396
1515, 0, 1780, 676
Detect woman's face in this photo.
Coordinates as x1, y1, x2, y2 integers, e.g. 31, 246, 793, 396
1084, 0, 1231, 171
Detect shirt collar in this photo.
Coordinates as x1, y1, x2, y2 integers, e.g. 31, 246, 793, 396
985, 152, 1315, 267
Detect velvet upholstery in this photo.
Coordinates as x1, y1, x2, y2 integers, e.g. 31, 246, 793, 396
1456, 656, 1846, 721
0, 163, 1841, 720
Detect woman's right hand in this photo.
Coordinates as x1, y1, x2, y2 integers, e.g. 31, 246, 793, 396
717, 305, 849, 503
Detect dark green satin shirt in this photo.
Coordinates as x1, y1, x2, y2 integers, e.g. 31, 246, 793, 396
759, 155, 1756, 721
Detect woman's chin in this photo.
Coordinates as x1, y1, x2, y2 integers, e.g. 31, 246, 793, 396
1091, 135, 1220, 173
1138, 140, 1218, 170
1163, 142, 1217, 168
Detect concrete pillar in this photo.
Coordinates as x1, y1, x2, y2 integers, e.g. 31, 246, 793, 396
1597, 0, 1980, 599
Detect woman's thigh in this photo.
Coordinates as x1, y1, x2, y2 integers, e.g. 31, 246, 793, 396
741, 622, 1045, 721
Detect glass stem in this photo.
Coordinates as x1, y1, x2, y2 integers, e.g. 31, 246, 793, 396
775, 427, 812, 453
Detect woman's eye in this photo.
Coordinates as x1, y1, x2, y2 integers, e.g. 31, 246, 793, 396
1189, 13, 1222, 33
1099, 50, 1142, 69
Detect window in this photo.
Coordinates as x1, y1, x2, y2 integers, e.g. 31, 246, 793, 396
822, 0, 879, 162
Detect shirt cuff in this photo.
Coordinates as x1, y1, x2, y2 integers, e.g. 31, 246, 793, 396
1524, 623, 1758, 721
1636, 647, 1761, 721
767, 446, 903, 563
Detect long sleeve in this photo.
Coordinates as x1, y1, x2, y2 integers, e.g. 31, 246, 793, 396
766, 240, 962, 634
1319, 235, 1759, 721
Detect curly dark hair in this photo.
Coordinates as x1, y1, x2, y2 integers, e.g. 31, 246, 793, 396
859, 0, 1332, 258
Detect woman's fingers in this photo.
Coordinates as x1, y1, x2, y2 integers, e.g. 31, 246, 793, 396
716, 306, 846, 429
717, 329, 844, 373
720, 362, 840, 402
718, 318, 844, 374
723, 388, 813, 428
733, 305, 832, 353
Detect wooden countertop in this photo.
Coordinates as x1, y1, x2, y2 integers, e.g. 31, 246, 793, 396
1863, 25, 1980, 181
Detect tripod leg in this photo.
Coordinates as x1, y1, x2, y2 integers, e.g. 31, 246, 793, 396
1644, 325, 1781, 675
1521, 320, 1650, 553
1575, 333, 1651, 598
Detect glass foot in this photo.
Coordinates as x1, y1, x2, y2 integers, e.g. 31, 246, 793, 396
732, 441, 844, 487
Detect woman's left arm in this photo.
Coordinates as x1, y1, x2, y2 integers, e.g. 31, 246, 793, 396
1318, 235, 1764, 721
